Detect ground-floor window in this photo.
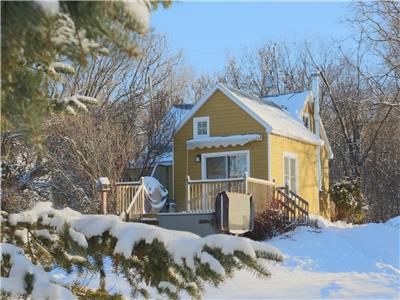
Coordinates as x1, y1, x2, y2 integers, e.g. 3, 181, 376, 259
283, 152, 298, 193
202, 150, 249, 179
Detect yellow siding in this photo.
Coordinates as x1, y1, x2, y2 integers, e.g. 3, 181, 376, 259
173, 90, 268, 211
173, 89, 330, 215
270, 134, 320, 214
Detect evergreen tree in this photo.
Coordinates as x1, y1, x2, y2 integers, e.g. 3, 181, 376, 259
0, 203, 283, 299
1, 0, 171, 143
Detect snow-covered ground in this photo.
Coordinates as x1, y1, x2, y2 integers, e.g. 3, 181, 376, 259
206, 217, 400, 299
50, 216, 399, 299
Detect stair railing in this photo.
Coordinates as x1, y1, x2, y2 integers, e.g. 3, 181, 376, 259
275, 186, 309, 223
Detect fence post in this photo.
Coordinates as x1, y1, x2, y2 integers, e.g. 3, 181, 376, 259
285, 181, 289, 195
186, 175, 191, 211
97, 177, 110, 214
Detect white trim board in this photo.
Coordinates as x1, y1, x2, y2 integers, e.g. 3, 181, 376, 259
267, 131, 271, 181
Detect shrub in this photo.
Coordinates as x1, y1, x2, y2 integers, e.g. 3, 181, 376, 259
330, 177, 366, 224
246, 201, 288, 241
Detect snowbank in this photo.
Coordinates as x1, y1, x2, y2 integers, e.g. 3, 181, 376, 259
205, 217, 399, 299
0, 243, 76, 299
385, 215, 400, 228
5, 202, 282, 285
279, 216, 399, 273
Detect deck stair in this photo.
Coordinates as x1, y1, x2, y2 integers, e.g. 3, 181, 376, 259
140, 213, 159, 225
274, 187, 309, 223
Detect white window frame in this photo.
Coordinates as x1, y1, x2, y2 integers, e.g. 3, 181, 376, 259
201, 150, 250, 180
283, 152, 298, 193
193, 116, 210, 139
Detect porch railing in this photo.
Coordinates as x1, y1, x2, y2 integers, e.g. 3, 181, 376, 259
115, 178, 146, 221
186, 173, 275, 213
186, 176, 246, 211
246, 177, 275, 213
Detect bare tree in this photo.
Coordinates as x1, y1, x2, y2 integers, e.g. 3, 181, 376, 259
217, 42, 312, 96
2, 33, 192, 213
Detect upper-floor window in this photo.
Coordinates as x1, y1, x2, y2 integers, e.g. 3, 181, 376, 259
193, 117, 209, 139
303, 113, 310, 130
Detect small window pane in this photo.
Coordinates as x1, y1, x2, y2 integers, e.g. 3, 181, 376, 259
290, 176, 296, 193
284, 157, 289, 178
284, 156, 297, 192
290, 158, 296, 177
228, 153, 247, 178
206, 156, 226, 179
197, 120, 208, 136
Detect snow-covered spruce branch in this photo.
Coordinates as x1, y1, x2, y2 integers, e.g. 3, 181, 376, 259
1, 202, 283, 299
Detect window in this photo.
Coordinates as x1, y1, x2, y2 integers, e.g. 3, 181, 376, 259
202, 151, 249, 179
193, 117, 209, 138
284, 153, 298, 193
303, 113, 310, 130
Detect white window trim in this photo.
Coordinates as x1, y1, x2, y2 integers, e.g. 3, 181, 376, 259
193, 116, 210, 139
283, 152, 299, 193
201, 150, 250, 180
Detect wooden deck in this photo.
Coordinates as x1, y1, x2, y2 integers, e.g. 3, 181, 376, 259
186, 174, 275, 215
101, 174, 309, 225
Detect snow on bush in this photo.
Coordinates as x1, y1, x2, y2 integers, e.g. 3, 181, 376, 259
0, 243, 75, 299
1, 202, 283, 299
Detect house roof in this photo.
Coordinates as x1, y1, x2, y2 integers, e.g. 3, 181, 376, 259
263, 90, 334, 158
176, 83, 324, 146
263, 90, 312, 122
163, 104, 194, 131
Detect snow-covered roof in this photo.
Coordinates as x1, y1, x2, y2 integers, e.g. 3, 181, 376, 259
163, 104, 194, 131
263, 90, 312, 122
186, 134, 263, 150
262, 90, 333, 158
176, 83, 324, 146
219, 85, 323, 146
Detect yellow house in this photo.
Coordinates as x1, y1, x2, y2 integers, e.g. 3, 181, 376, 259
173, 75, 333, 216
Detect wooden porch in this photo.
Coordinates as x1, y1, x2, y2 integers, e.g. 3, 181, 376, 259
100, 173, 310, 225
186, 174, 309, 223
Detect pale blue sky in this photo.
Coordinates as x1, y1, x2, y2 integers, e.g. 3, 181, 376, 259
150, 1, 353, 75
